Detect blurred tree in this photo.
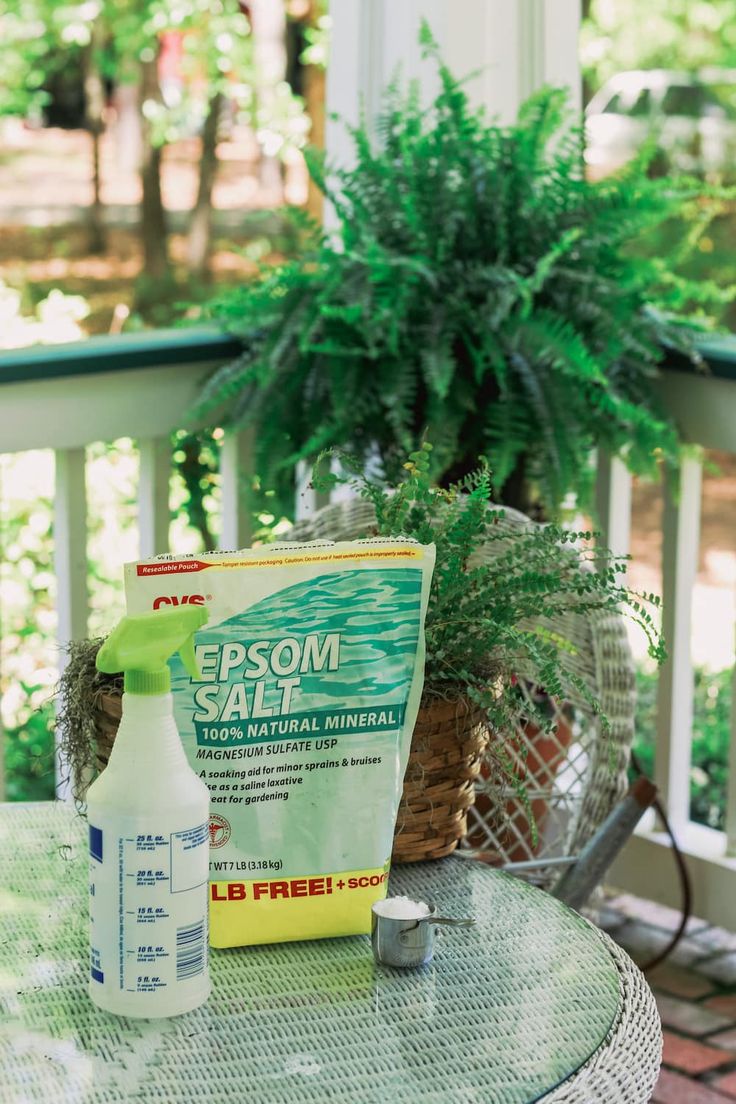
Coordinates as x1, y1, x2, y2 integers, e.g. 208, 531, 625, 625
0, 0, 108, 251
0, 0, 57, 119
82, 15, 107, 253
582, 0, 736, 93
0, 0, 257, 281
110, 0, 255, 287
287, 0, 329, 222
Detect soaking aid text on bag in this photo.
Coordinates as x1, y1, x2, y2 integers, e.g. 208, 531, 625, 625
125, 539, 435, 947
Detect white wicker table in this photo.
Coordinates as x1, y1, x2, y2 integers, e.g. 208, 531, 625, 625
1, 803, 661, 1103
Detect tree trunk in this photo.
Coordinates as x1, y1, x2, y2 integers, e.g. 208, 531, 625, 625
303, 2, 325, 222
139, 56, 170, 279
186, 92, 223, 279
82, 26, 106, 254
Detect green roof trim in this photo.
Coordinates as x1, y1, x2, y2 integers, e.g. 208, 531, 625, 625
0, 326, 243, 385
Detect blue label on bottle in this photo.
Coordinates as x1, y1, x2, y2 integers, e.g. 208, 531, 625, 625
89, 825, 103, 863
90, 946, 103, 983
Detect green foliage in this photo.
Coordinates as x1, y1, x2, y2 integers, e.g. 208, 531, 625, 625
0, 0, 65, 117
111, 0, 255, 145
4, 697, 55, 801
300, 2, 329, 70
172, 429, 219, 551
0, 0, 255, 127
315, 443, 665, 747
634, 663, 732, 831
202, 31, 730, 519
0, 454, 57, 801
582, 0, 736, 89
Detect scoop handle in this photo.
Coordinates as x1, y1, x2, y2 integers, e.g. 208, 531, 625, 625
431, 916, 476, 928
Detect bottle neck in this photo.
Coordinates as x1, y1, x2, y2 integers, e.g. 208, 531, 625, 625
120, 691, 174, 721
106, 692, 190, 776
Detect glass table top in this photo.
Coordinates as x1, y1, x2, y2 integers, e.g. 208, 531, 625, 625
1, 802, 620, 1103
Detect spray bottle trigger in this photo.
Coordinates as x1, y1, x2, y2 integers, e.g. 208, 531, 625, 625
179, 633, 201, 681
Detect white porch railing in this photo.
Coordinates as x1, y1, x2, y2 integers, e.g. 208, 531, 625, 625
0, 327, 303, 802
602, 341, 736, 931
2, 328, 736, 928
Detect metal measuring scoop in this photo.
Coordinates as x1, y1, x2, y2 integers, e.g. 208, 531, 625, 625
371, 901, 475, 968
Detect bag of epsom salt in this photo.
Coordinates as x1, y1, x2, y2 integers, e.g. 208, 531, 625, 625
125, 539, 435, 947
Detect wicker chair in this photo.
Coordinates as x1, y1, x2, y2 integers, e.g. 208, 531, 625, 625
283, 496, 637, 896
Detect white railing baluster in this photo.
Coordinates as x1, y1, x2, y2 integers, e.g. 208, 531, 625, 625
595, 452, 633, 563
221, 428, 255, 550
54, 447, 89, 799
655, 456, 702, 831
138, 436, 171, 557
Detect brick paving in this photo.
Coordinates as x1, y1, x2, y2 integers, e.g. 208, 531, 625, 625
601, 892, 736, 1101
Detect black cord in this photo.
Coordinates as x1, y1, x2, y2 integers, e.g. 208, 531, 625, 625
629, 750, 693, 973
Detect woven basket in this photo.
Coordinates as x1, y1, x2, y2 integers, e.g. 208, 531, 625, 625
392, 695, 490, 863
93, 692, 122, 776
91, 690, 489, 864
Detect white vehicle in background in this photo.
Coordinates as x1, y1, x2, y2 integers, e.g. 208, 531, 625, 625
585, 69, 736, 178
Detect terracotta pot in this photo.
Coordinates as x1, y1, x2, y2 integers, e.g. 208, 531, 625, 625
467, 709, 574, 861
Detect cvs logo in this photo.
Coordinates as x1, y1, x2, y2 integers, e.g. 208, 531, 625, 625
152, 594, 206, 610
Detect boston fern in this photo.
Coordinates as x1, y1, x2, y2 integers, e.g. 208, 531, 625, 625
200, 26, 730, 518
314, 443, 665, 747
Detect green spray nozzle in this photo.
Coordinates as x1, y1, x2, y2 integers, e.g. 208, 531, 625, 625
96, 606, 209, 695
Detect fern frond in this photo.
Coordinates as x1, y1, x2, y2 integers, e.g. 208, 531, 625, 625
201, 33, 730, 520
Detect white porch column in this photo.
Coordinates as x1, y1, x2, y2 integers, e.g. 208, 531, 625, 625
138, 437, 171, 558
325, 0, 582, 169
221, 428, 255, 550
655, 458, 703, 833
596, 452, 633, 564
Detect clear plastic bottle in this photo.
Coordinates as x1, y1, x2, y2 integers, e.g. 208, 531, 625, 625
87, 606, 211, 1018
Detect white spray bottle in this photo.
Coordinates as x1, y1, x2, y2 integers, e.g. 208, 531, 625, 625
87, 605, 210, 1018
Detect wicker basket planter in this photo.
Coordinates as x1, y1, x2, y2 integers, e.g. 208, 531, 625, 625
88, 686, 489, 865
392, 694, 490, 862
93, 692, 122, 777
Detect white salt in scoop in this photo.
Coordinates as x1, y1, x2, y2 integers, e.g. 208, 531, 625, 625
371, 897, 475, 967
372, 895, 430, 920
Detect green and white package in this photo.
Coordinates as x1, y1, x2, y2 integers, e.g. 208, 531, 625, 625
124, 539, 435, 946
